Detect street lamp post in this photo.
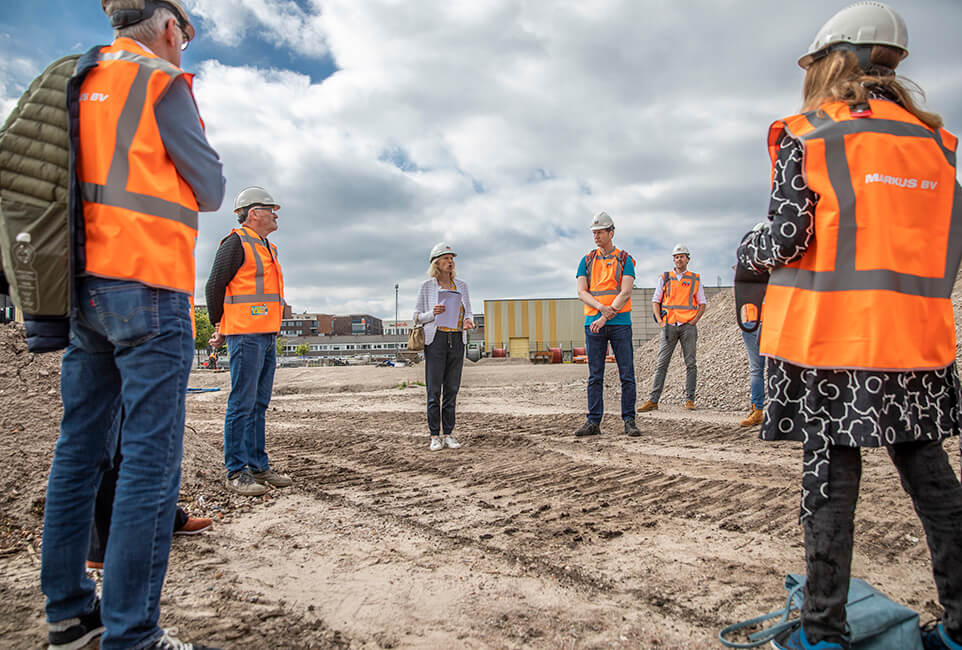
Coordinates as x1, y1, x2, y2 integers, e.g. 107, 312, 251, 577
394, 283, 400, 361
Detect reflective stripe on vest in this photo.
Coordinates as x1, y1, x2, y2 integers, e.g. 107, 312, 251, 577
761, 100, 961, 370
220, 226, 285, 335
78, 38, 200, 293
662, 271, 700, 324
584, 248, 632, 316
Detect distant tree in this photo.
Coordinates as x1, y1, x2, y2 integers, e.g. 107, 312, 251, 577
276, 336, 287, 356
194, 308, 215, 351
295, 343, 310, 357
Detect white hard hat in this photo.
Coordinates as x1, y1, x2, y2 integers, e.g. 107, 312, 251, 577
233, 186, 279, 217
590, 211, 615, 230
102, 0, 195, 43
798, 1, 908, 69
429, 242, 456, 262
672, 244, 690, 257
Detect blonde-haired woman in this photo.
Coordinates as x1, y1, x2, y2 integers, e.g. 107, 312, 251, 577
414, 243, 475, 451
737, 3, 962, 649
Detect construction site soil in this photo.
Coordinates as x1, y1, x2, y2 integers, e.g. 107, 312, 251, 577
2, 285, 962, 648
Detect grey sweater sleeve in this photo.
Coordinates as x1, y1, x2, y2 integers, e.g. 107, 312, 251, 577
205, 234, 245, 326
155, 77, 226, 212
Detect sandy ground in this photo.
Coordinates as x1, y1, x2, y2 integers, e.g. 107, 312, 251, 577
1, 359, 960, 648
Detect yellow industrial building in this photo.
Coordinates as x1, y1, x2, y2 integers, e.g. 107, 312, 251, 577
484, 287, 728, 359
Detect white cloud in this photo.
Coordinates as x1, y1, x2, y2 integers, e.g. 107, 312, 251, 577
183, 0, 328, 58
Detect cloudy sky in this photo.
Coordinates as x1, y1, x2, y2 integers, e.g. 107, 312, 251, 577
2, 1, 960, 320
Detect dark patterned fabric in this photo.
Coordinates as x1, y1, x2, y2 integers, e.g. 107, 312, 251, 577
737, 132, 962, 521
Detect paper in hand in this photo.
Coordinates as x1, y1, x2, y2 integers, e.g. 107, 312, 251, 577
435, 290, 462, 329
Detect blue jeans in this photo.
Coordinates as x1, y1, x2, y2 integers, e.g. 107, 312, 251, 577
41, 277, 192, 649
585, 323, 636, 422
741, 325, 765, 408
224, 333, 276, 475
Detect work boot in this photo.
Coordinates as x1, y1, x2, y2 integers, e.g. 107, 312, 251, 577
624, 418, 641, 437
739, 405, 764, 427
574, 420, 601, 437
226, 471, 268, 496
637, 400, 658, 413
684, 400, 695, 410
251, 468, 293, 487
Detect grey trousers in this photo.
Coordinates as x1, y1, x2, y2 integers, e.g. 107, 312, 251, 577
649, 322, 697, 402
802, 442, 962, 645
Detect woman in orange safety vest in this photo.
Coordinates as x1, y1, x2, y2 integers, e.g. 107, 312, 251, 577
736, 4, 962, 649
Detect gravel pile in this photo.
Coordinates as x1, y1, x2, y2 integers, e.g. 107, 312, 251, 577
635, 270, 962, 412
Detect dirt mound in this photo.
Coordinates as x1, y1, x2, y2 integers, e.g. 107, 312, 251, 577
636, 269, 962, 411
0, 323, 63, 553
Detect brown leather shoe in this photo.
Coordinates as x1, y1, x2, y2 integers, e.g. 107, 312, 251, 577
637, 400, 658, 413
739, 405, 764, 427
174, 516, 214, 536
684, 400, 695, 410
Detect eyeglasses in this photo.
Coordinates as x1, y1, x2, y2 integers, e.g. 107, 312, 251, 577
178, 22, 191, 51
254, 206, 278, 216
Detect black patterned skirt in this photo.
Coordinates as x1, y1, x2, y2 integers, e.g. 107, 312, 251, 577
760, 358, 962, 519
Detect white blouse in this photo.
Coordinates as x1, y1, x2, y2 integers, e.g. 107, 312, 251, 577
413, 277, 474, 346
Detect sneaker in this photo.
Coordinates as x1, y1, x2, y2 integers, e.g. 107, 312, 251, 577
574, 420, 601, 437
85, 560, 103, 571
624, 418, 641, 437
48, 599, 105, 650
429, 436, 443, 451
174, 516, 213, 536
251, 468, 292, 488
148, 628, 222, 650
771, 623, 845, 650
443, 435, 461, 449
922, 621, 962, 650
225, 471, 268, 496
637, 400, 658, 413
684, 400, 695, 410
740, 405, 764, 427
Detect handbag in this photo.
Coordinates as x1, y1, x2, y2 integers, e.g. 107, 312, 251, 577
719, 574, 922, 649
407, 323, 425, 352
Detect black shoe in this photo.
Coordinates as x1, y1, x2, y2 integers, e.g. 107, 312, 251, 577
574, 420, 601, 437
149, 628, 222, 650
624, 418, 641, 437
48, 599, 105, 650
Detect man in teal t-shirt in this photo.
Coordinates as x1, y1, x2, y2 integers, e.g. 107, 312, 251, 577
574, 211, 639, 438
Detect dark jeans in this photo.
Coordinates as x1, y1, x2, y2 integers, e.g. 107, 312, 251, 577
650, 322, 697, 402
802, 442, 962, 644
425, 331, 464, 436
88, 443, 189, 564
585, 323, 636, 422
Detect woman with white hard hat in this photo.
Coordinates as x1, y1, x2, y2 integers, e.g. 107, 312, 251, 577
737, 3, 962, 649
413, 243, 475, 451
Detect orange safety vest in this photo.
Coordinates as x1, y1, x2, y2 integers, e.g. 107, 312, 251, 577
77, 38, 201, 294
220, 226, 285, 335
761, 99, 960, 370
583, 248, 633, 316
661, 271, 701, 324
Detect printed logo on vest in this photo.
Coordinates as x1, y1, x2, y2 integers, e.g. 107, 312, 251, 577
79, 92, 110, 103
251, 304, 269, 316
864, 173, 938, 190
